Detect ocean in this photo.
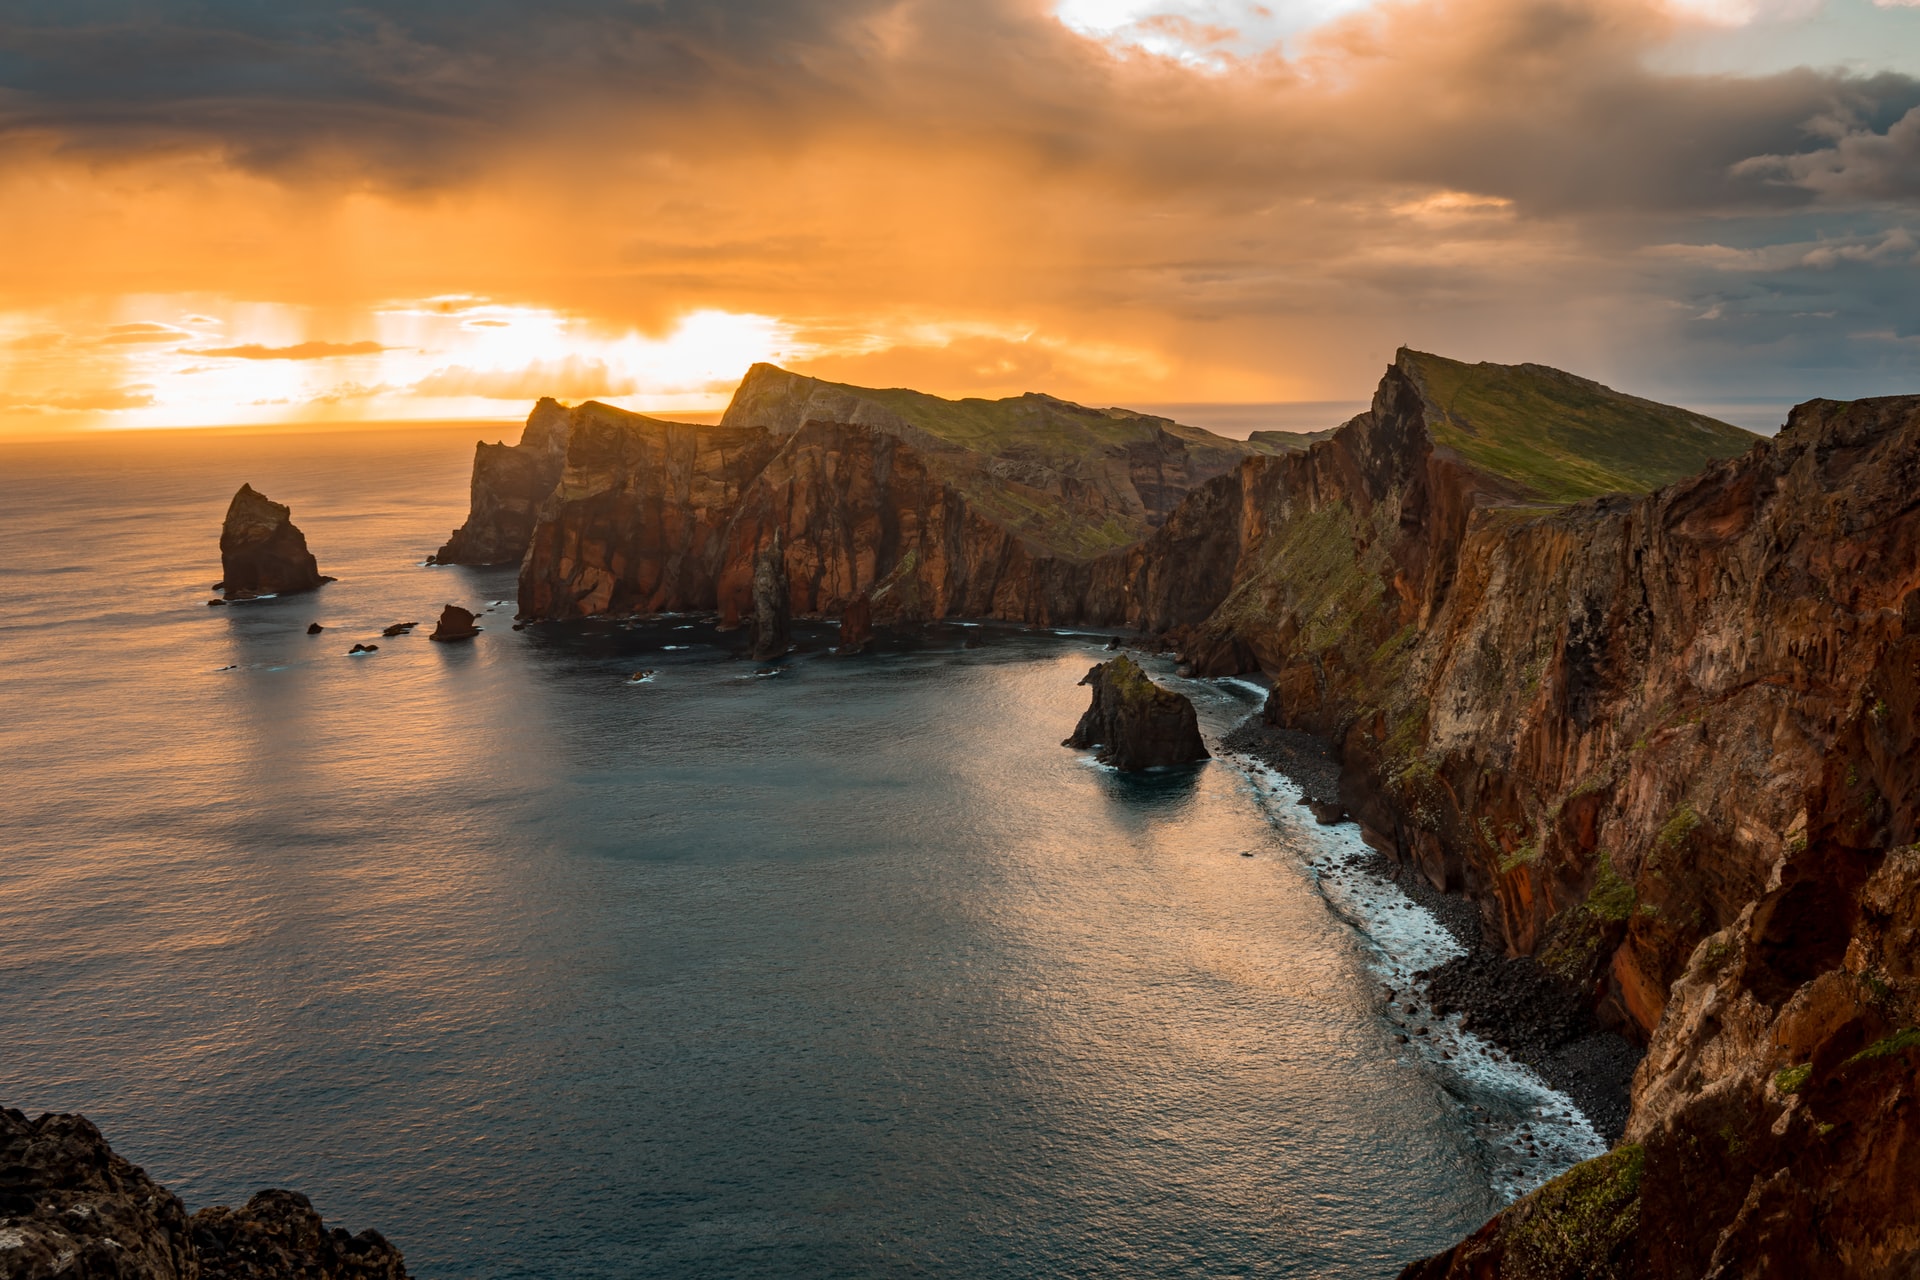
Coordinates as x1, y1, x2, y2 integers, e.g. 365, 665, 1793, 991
0, 425, 1596, 1278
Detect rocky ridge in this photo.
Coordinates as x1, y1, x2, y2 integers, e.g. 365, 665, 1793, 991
0, 1107, 406, 1279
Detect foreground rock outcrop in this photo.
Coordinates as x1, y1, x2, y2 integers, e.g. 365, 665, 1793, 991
0, 1107, 406, 1279
1062, 655, 1209, 771
219, 485, 330, 599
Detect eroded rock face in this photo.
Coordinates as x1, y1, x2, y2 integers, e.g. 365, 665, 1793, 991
1062, 655, 1209, 771
219, 485, 330, 599
1205, 388, 1920, 1277
0, 1108, 407, 1279
433, 398, 572, 565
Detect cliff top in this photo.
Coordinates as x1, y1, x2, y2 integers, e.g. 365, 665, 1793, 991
721, 362, 1315, 459
716, 363, 1316, 557
1396, 348, 1759, 504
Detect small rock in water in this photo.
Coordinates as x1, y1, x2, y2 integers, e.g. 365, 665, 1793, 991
347, 643, 379, 655
382, 621, 419, 637
306, 622, 324, 634
207, 599, 227, 607
1104, 636, 1123, 650
628, 670, 656, 683
430, 604, 480, 642
1240, 850, 1255, 858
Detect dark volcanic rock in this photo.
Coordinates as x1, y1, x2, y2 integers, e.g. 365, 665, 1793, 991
192, 1189, 407, 1280
347, 643, 378, 654
219, 485, 331, 599
837, 592, 874, 655
306, 623, 324, 634
1062, 655, 1209, 771
380, 622, 418, 637
434, 398, 572, 565
749, 532, 790, 662
428, 605, 479, 643
0, 1107, 196, 1279
0, 1107, 406, 1279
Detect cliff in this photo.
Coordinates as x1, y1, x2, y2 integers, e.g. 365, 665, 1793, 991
1063, 655, 1209, 770
432, 397, 573, 565
218, 485, 331, 599
0, 1107, 407, 1279
511, 364, 1300, 624
1132, 357, 1915, 1275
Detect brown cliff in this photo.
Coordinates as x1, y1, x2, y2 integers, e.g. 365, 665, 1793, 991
1062, 655, 1209, 771
499, 363, 1308, 625
432, 397, 573, 565
0, 1107, 407, 1279
1141, 370, 1916, 1275
218, 485, 331, 599
748, 531, 790, 661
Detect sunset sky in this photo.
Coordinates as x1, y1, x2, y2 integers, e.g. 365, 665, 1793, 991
1, 0, 1915, 434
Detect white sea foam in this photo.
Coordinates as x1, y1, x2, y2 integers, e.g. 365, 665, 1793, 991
1235, 759, 1606, 1202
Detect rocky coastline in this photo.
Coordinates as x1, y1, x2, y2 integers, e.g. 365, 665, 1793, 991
0, 1107, 406, 1280
1222, 717, 1644, 1142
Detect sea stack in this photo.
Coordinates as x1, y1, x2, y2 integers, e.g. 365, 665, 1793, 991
749, 532, 790, 661
218, 484, 331, 598
837, 592, 875, 656
429, 605, 480, 642
1063, 654, 1209, 771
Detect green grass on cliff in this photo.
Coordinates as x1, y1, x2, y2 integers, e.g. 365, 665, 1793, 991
1398, 349, 1759, 503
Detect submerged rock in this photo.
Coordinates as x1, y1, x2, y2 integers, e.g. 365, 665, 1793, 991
429, 605, 479, 642
1062, 654, 1209, 771
219, 484, 331, 599
0, 1107, 407, 1279
381, 622, 419, 637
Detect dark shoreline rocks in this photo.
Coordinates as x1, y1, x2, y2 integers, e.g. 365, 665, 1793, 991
1064, 655, 1209, 771
1221, 717, 1642, 1142
219, 485, 331, 600
0, 1106, 407, 1279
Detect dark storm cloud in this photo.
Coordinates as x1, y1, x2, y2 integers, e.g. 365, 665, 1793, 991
2, 0, 1918, 218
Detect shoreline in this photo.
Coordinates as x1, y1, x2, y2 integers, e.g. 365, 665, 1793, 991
1218, 717, 1643, 1144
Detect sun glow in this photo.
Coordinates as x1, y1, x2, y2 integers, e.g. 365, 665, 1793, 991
0, 302, 806, 431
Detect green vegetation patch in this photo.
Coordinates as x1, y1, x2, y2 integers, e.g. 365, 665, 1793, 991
1586, 855, 1638, 922
1397, 349, 1757, 504
1776, 1063, 1813, 1095
1846, 1028, 1920, 1067
1505, 1143, 1645, 1278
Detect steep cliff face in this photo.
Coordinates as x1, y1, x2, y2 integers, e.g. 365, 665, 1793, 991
432, 397, 573, 565
0, 1107, 408, 1279
511, 368, 1301, 624
1162, 381, 1914, 1276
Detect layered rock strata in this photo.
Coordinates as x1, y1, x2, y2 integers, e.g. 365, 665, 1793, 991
0, 1107, 406, 1279
1062, 655, 1209, 771
219, 485, 330, 598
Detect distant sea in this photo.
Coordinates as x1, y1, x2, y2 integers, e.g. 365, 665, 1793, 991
0, 426, 1597, 1278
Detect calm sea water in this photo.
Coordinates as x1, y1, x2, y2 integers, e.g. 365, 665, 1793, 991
1, 426, 1527, 1278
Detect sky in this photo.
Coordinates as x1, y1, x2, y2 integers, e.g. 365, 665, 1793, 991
0, 0, 1916, 434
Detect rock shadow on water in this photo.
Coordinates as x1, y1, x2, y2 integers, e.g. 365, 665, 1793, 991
1084, 756, 1208, 808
